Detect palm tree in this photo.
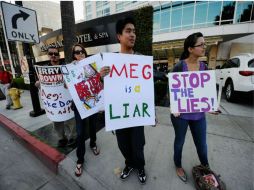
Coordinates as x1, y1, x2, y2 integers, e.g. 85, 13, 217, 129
60, 1, 76, 64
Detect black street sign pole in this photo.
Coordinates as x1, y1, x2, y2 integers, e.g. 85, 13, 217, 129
15, 1, 45, 117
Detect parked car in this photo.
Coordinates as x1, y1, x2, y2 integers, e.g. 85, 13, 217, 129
215, 53, 254, 102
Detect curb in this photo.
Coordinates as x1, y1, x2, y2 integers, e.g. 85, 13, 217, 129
0, 114, 65, 174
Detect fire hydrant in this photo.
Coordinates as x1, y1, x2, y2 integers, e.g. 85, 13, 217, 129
8, 88, 23, 109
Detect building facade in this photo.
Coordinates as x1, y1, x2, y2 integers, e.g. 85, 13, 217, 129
23, 1, 61, 33
83, 1, 254, 70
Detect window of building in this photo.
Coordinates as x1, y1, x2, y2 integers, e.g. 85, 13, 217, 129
104, 7, 110, 16
235, 1, 253, 23
161, 3, 171, 10
220, 1, 235, 25
116, 2, 124, 12
96, 1, 110, 17
86, 4, 91, 13
171, 7, 182, 32
160, 9, 170, 31
195, 2, 208, 28
86, 14, 92, 20
153, 12, 160, 32
182, 4, 194, 30
172, 2, 182, 8
116, 1, 136, 13
207, 1, 222, 26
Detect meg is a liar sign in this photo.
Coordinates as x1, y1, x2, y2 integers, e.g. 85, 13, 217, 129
1, 2, 39, 44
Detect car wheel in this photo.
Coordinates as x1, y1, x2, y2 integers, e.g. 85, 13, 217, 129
225, 81, 236, 102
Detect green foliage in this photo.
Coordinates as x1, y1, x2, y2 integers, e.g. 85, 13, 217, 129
134, 6, 153, 56
12, 77, 30, 90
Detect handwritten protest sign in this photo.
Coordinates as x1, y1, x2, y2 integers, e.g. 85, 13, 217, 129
61, 54, 104, 119
103, 53, 155, 131
35, 65, 74, 122
168, 70, 218, 113
19, 56, 30, 84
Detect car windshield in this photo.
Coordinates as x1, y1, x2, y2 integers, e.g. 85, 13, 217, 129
248, 59, 254, 68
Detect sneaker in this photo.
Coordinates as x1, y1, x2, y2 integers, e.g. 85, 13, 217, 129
57, 138, 68, 147
138, 169, 146, 184
120, 166, 134, 180
6, 105, 11, 110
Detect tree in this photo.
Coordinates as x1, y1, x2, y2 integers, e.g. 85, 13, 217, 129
134, 6, 153, 56
60, 1, 76, 63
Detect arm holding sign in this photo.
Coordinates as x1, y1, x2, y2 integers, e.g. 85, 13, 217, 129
169, 61, 183, 117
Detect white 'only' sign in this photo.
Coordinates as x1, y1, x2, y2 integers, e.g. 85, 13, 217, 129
1, 1, 39, 44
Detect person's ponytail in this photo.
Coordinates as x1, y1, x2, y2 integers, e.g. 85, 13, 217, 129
180, 51, 189, 60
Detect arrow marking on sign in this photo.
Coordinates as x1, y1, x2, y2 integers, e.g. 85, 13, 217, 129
12, 10, 30, 29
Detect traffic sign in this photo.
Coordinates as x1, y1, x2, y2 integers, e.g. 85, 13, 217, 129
1, 2, 39, 44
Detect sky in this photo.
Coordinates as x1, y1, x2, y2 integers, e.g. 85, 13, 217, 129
4, 0, 84, 22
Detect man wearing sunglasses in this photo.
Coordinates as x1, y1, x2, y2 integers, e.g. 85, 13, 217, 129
47, 47, 60, 66
36, 47, 76, 147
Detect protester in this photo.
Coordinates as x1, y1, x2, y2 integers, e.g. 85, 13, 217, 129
35, 47, 76, 147
0, 66, 12, 109
70, 44, 100, 177
100, 17, 147, 184
170, 32, 210, 182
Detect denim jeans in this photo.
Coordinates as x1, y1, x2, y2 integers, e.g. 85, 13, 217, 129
0, 83, 12, 106
74, 105, 97, 164
171, 115, 209, 168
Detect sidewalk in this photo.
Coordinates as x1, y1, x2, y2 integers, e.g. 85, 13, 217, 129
0, 123, 81, 190
0, 90, 253, 190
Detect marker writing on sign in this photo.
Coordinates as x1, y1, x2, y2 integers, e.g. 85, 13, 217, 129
170, 72, 215, 112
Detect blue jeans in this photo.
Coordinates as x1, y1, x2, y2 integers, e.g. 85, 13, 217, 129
171, 115, 209, 168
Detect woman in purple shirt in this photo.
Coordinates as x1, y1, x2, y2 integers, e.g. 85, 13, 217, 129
171, 32, 209, 182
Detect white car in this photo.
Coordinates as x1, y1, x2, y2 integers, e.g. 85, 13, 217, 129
215, 53, 254, 102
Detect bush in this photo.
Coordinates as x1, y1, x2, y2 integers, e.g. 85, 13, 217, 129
134, 6, 153, 56
12, 77, 30, 90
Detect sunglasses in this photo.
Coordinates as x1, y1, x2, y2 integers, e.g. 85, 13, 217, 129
74, 50, 85, 55
193, 43, 206, 48
48, 52, 59, 56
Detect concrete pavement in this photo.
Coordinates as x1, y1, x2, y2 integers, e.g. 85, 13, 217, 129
0, 90, 253, 190
0, 123, 81, 190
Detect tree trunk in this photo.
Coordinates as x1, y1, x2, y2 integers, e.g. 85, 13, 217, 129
60, 1, 76, 63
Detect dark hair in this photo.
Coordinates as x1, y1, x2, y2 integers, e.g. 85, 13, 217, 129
47, 46, 59, 53
116, 17, 135, 35
180, 32, 204, 60
72, 44, 88, 60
